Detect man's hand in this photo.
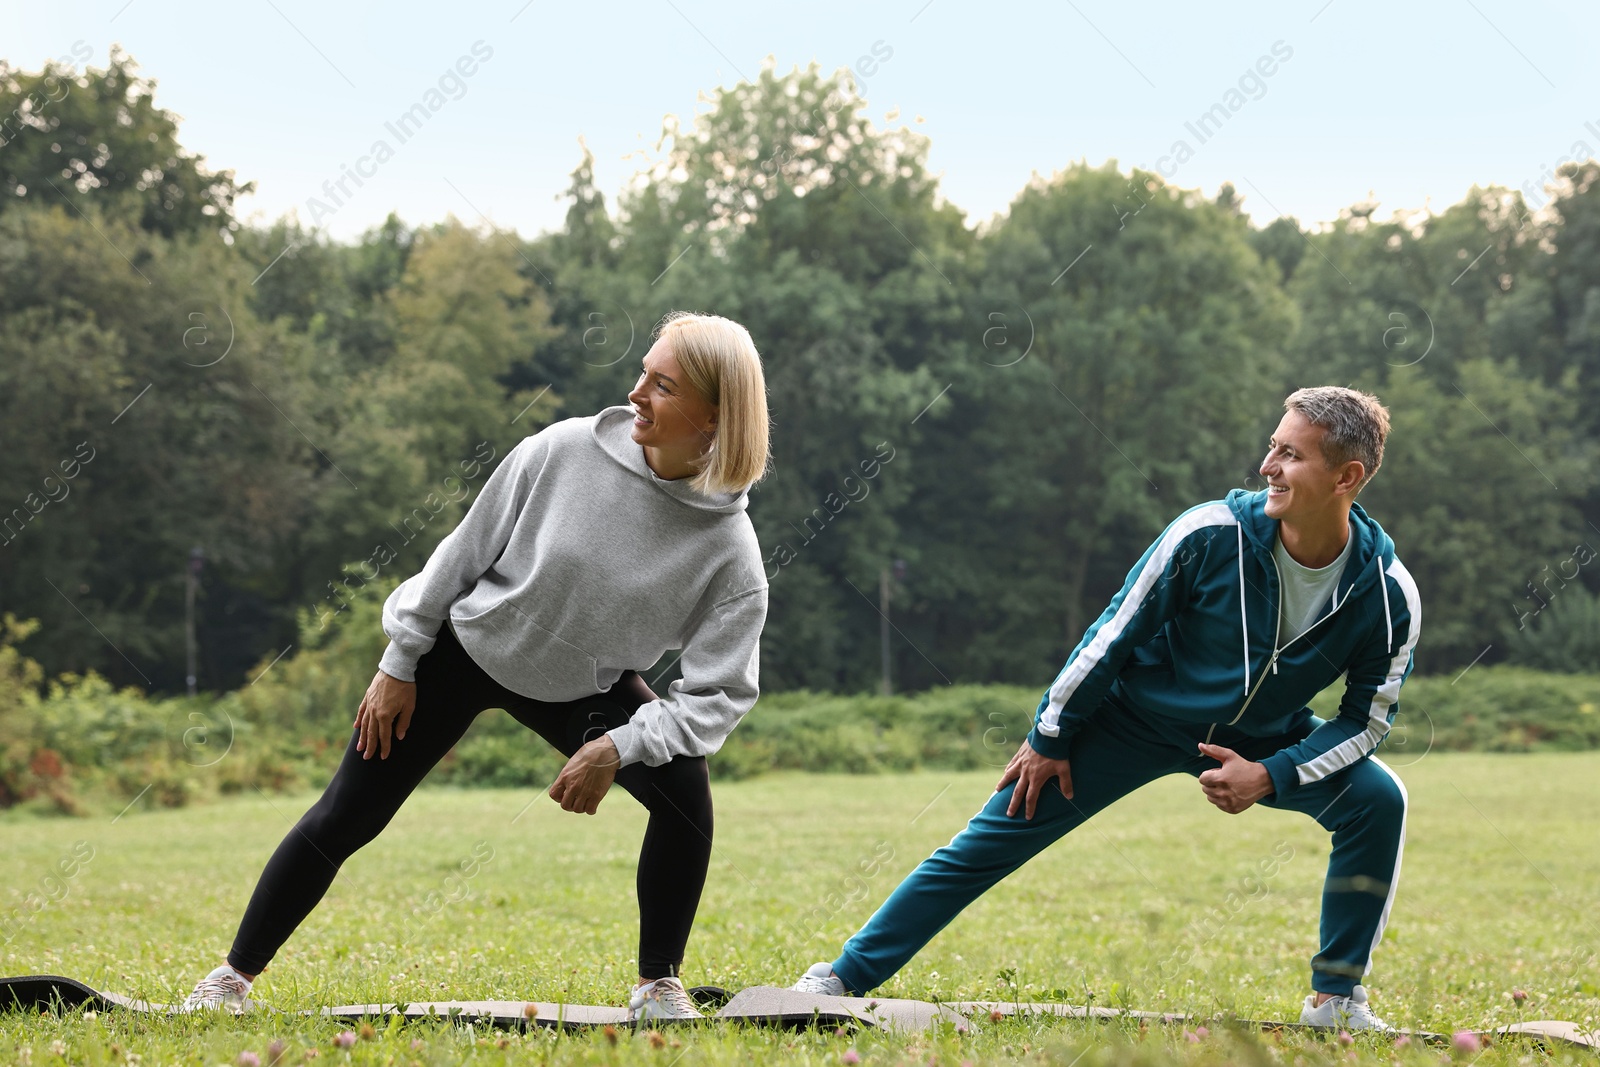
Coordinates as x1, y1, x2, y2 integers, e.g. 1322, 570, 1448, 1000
1196, 742, 1273, 814
354, 670, 417, 760
996, 739, 1073, 820
548, 735, 622, 815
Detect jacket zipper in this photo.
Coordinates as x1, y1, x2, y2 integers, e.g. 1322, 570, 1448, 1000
1224, 552, 1351, 727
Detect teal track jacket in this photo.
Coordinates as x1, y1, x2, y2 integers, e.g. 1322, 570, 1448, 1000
1026, 489, 1422, 799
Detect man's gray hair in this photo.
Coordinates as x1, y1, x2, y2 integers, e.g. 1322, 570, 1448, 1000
1284, 386, 1391, 492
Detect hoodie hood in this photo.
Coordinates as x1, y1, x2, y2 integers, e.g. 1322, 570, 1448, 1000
592, 405, 749, 516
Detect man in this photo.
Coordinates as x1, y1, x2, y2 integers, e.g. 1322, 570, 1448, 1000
793, 387, 1419, 1031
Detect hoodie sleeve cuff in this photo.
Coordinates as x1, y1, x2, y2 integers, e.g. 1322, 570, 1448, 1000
1027, 724, 1074, 761
1261, 751, 1300, 800
378, 641, 419, 683
606, 723, 649, 768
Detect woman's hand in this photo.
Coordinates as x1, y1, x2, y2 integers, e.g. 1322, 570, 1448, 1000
548, 735, 621, 815
353, 669, 417, 760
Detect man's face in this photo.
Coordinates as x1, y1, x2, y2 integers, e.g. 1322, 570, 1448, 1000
1259, 410, 1347, 521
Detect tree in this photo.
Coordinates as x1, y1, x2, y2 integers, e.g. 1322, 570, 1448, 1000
0, 198, 322, 688
894, 162, 1296, 685
608, 61, 971, 690
0, 47, 250, 239
1356, 361, 1597, 668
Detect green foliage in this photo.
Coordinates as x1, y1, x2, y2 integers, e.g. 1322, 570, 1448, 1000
1279, 178, 1600, 669
1306, 665, 1600, 752
0, 46, 250, 238
1355, 361, 1599, 667
8, 575, 1600, 809
710, 686, 1038, 779
0, 613, 329, 815
4, 49, 1600, 702
0, 614, 68, 813
236, 569, 399, 734
589, 60, 968, 691
899, 161, 1296, 684
427, 713, 567, 789
1505, 583, 1600, 673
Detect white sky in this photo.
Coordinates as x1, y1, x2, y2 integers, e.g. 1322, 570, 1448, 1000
9, 1, 1599, 242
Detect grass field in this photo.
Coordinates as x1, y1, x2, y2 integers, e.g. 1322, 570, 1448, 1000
3, 752, 1597, 1065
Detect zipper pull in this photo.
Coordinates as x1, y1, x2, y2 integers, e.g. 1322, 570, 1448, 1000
1270, 651, 1280, 675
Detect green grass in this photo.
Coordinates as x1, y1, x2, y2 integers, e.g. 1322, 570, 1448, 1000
3, 753, 1597, 1065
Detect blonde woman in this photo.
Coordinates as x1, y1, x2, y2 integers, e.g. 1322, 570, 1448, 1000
180, 312, 770, 1022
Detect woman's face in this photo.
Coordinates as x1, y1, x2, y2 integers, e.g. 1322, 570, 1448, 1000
627, 337, 718, 456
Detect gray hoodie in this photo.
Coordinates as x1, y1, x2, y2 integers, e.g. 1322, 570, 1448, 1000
378, 405, 768, 767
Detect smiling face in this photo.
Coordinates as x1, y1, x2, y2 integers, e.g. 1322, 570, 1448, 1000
1259, 409, 1363, 522
626, 337, 718, 472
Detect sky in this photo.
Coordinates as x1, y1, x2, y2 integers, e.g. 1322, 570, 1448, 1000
8, 1, 1600, 243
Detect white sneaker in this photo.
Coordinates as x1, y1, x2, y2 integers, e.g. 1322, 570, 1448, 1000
791, 961, 847, 997
1299, 985, 1392, 1032
177, 964, 252, 1013
628, 976, 703, 1022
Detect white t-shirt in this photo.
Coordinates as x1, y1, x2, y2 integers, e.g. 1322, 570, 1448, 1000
1273, 529, 1352, 640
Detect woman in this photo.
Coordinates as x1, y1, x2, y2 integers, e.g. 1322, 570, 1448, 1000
179, 312, 770, 1022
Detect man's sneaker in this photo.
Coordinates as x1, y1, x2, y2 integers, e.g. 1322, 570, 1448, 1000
1299, 985, 1392, 1032
791, 962, 847, 997
628, 976, 703, 1022
177, 964, 252, 1013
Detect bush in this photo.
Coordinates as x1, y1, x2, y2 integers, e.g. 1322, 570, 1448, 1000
8, 589, 1600, 819
1504, 584, 1600, 673
0, 614, 80, 814
1306, 665, 1600, 753
707, 685, 1039, 779
234, 568, 398, 734
427, 711, 566, 789
0, 612, 344, 816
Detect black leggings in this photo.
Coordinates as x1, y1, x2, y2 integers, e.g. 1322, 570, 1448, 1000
227, 622, 714, 980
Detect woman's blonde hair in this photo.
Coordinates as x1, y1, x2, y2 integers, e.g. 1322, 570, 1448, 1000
656, 311, 771, 495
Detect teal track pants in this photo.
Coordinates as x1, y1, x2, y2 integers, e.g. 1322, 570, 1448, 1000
830, 697, 1407, 996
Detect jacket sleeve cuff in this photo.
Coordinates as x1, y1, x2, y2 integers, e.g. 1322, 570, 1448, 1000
1027, 724, 1074, 761
378, 641, 419, 683
1261, 751, 1300, 800
606, 723, 649, 768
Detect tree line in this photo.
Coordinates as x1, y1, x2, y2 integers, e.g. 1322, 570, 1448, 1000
3, 49, 1598, 702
